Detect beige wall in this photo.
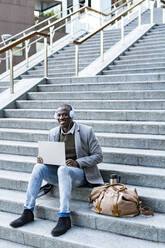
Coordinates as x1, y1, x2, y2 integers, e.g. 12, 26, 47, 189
0, 0, 35, 74
0, 0, 35, 38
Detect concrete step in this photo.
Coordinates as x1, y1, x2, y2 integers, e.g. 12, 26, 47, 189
16, 99, 165, 110
0, 81, 10, 86
1, 147, 165, 189
142, 31, 165, 37
26, 89, 165, 100
109, 62, 165, 70
0, 139, 165, 169
1, 167, 165, 211
0, 153, 34, 173
34, 64, 84, 71
0, 86, 8, 92
56, 43, 114, 53
28, 68, 76, 75
138, 35, 165, 42
41, 56, 95, 63
72, 35, 122, 44
0, 140, 37, 156
45, 73, 165, 83
1, 118, 165, 135
133, 36, 165, 45
2, 127, 165, 151
0, 185, 165, 243
114, 57, 165, 65
5, 109, 165, 121
103, 146, 165, 168
118, 52, 165, 60
0, 239, 35, 248
55, 49, 101, 57
41, 60, 90, 67
0, 211, 164, 248
103, 68, 165, 75
38, 81, 165, 92
21, 72, 75, 78
60, 44, 115, 54
49, 53, 99, 60
129, 44, 165, 51
143, 32, 165, 39
124, 48, 165, 56
0, 128, 48, 142
98, 132, 165, 150
99, 162, 165, 189
52, 182, 165, 214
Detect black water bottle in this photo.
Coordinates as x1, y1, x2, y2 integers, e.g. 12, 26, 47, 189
109, 174, 120, 184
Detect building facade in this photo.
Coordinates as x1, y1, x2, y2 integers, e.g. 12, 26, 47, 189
0, 0, 35, 39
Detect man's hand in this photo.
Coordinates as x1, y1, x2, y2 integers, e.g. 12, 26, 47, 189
66, 159, 79, 168
37, 156, 43, 164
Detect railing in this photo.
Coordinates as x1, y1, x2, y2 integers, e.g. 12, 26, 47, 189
73, 0, 156, 76
0, 1, 133, 93
0, 0, 158, 93
0, 5, 88, 93
0, 3, 85, 49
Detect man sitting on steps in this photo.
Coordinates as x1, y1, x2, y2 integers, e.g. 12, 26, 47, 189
10, 104, 104, 236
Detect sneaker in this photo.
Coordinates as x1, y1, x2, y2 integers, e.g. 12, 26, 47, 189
10, 209, 34, 228
51, 217, 71, 236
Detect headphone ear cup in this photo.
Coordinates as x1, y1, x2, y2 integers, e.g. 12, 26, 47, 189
69, 110, 75, 119
54, 112, 58, 120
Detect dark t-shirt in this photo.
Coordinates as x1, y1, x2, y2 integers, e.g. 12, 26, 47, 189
60, 133, 77, 160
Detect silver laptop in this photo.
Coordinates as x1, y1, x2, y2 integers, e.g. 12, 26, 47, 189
38, 141, 65, 166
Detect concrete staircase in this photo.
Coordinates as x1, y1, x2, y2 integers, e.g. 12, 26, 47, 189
0, 82, 9, 93
19, 8, 158, 80
19, 29, 132, 79
0, 6, 165, 247
101, 24, 165, 76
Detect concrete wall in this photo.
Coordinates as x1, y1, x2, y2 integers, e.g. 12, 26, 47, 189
0, 0, 35, 37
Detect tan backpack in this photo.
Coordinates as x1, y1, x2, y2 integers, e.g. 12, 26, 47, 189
88, 183, 153, 217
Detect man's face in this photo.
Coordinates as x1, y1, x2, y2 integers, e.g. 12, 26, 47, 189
56, 107, 72, 129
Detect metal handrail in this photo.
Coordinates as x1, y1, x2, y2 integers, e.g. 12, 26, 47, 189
73, 0, 149, 76
0, 1, 134, 54
73, 0, 145, 45
0, 3, 85, 48
0, 5, 105, 94
0, 0, 147, 93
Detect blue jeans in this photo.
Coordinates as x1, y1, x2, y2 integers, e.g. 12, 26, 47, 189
24, 163, 86, 216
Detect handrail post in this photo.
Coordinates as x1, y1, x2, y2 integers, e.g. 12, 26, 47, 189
146, 0, 150, 9
115, 8, 119, 28
71, 15, 74, 37
100, 30, 104, 61
85, 7, 89, 31
50, 26, 54, 48
9, 48, 14, 94
138, 5, 142, 26
100, 14, 104, 27
150, 0, 154, 24
85, 0, 88, 6
157, 0, 161, 8
162, 6, 165, 23
127, 0, 131, 19
121, 16, 124, 42
75, 44, 79, 76
44, 37, 48, 78
25, 39, 30, 68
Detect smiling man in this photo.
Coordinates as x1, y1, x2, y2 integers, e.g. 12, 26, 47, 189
10, 104, 104, 236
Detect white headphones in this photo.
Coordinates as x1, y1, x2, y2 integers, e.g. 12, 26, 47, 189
54, 105, 75, 119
